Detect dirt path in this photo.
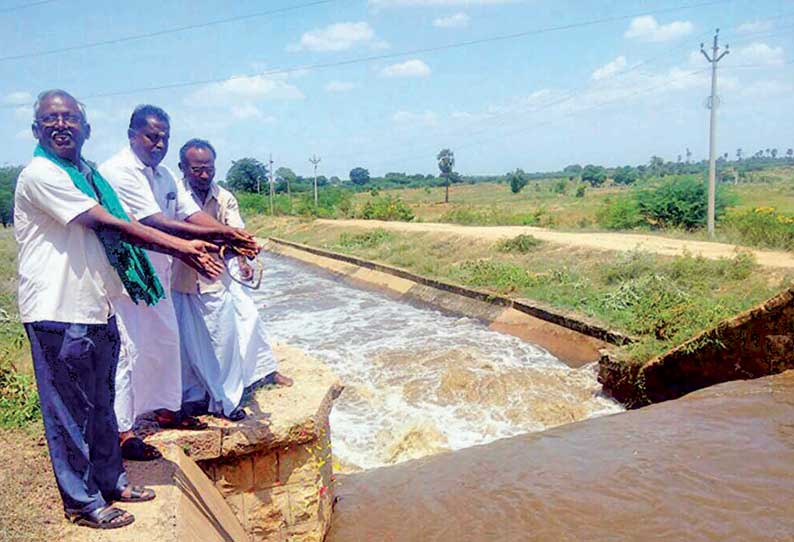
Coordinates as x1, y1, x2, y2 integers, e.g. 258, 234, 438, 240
319, 219, 794, 269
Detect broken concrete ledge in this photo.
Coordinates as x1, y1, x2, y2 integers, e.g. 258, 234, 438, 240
265, 237, 633, 367
598, 287, 794, 408
66, 344, 343, 542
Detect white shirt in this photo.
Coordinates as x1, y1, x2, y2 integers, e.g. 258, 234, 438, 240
14, 156, 123, 324
99, 147, 201, 287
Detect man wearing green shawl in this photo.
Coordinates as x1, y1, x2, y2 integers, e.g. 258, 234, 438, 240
15, 89, 223, 530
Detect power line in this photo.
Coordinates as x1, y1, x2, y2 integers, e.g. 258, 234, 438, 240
0, 0, 58, 14
0, 0, 735, 107
0, 0, 341, 62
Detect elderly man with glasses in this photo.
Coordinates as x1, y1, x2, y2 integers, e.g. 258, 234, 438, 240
15, 89, 223, 529
171, 138, 292, 422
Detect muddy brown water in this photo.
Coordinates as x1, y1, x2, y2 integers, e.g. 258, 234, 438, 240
327, 371, 794, 542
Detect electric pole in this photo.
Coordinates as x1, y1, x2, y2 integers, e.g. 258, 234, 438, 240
309, 154, 321, 207
268, 154, 275, 215
701, 29, 729, 238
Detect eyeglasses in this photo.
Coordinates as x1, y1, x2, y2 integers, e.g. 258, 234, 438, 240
36, 113, 83, 128
189, 166, 215, 175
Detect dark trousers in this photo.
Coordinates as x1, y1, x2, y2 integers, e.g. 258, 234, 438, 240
25, 317, 127, 515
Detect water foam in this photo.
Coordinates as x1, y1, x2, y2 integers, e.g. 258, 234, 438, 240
253, 254, 623, 470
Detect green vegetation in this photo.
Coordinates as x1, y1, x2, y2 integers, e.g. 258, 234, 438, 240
496, 234, 543, 253
0, 230, 37, 429
258, 220, 789, 363
359, 194, 415, 221
508, 169, 528, 194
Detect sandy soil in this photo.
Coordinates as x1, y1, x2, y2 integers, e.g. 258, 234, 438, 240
319, 219, 794, 269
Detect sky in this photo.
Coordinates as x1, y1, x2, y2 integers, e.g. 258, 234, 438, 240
0, 0, 792, 179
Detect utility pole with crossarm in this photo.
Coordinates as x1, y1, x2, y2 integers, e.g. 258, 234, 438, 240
309, 154, 321, 207
701, 29, 729, 238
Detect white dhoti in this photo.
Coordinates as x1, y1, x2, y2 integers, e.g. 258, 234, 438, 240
172, 268, 276, 417
113, 255, 184, 432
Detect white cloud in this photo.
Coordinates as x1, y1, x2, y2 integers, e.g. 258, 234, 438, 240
392, 110, 438, 126
625, 16, 693, 42
737, 20, 774, 34
433, 12, 470, 28
186, 73, 304, 107
379, 59, 431, 78
289, 22, 386, 52
4, 91, 32, 106
734, 42, 784, 66
325, 81, 355, 92
230, 104, 275, 122
592, 56, 627, 81
738, 79, 792, 98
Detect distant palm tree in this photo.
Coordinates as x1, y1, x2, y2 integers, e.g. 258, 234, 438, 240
437, 149, 455, 203
736, 148, 743, 161
786, 148, 793, 160
771, 148, 778, 159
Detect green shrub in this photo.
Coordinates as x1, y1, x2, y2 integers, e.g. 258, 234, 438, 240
336, 229, 394, 249
575, 185, 586, 198
553, 179, 567, 194
721, 207, 794, 250
0, 365, 39, 428
596, 195, 644, 230
636, 176, 733, 230
496, 234, 543, 253
358, 194, 415, 221
452, 260, 539, 291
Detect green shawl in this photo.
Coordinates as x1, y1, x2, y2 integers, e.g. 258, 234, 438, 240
34, 145, 165, 306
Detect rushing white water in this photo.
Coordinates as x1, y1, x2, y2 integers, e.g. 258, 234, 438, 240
252, 254, 623, 470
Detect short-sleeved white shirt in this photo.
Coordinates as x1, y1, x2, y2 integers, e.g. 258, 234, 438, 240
99, 147, 201, 286
99, 147, 200, 222
14, 156, 124, 324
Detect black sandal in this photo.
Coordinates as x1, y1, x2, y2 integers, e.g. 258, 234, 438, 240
67, 505, 134, 529
225, 407, 246, 422
156, 411, 208, 431
121, 437, 162, 461
116, 485, 156, 503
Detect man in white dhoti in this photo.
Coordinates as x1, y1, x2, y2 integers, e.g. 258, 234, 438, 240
100, 106, 258, 459
171, 139, 292, 421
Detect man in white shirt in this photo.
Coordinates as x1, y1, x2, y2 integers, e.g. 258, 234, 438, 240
16, 89, 223, 529
171, 139, 292, 421
99, 105, 258, 460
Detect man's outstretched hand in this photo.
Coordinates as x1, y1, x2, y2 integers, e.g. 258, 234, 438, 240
179, 239, 224, 279
221, 227, 260, 258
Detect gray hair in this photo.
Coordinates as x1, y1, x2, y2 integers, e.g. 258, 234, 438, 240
179, 138, 217, 164
33, 89, 88, 122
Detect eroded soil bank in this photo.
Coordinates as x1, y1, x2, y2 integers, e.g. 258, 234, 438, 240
327, 370, 794, 542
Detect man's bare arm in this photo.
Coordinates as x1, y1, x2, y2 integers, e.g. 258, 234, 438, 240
141, 211, 259, 256
72, 205, 223, 279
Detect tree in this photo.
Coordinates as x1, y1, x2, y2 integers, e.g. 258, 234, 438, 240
563, 164, 582, 176
787, 148, 793, 160
349, 167, 370, 186
0, 166, 20, 227
437, 148, 455, 203
508, 169, 528, 194
685, 147, 692, 164
736, 148, 743, 161
581, 164, 607, 187
771, 148, 778, 159
649, 155, 665, 176
613, 166, 639, 186
226, 158, 267, 192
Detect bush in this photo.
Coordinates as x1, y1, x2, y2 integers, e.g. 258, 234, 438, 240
358, 195, 415, 221
496, 234, 543, 253
336, 229, 394, 249
508, 169, 528, 194
553, 179, 567, 194
0, 364, 39, 428
582, 164, 607, 186
575, 185, 586, 198
596, 195, 644, 230
636, 175, 732, 230
721, 207, 794, 250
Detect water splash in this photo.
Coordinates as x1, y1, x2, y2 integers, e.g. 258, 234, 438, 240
254, 254, 623, 470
